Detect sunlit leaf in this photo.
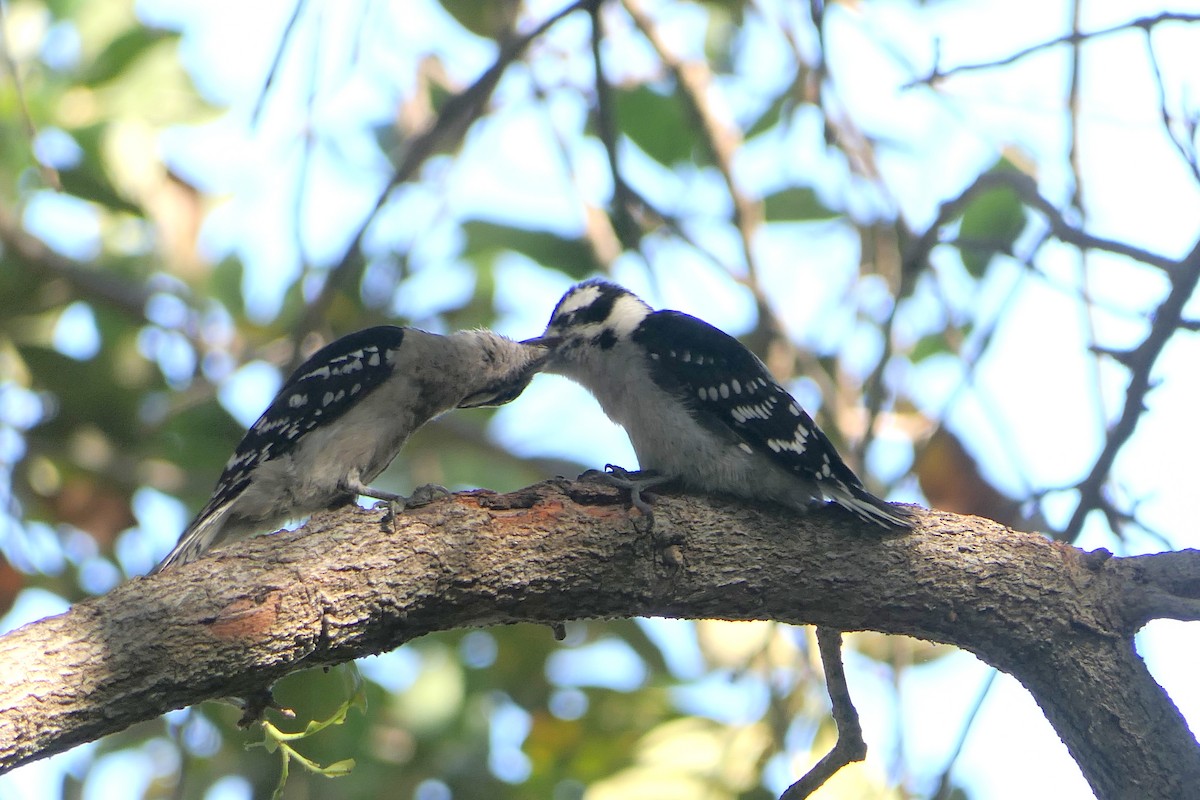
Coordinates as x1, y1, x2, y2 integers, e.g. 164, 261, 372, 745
81, 27, 178, 87
317, 757, 356, 777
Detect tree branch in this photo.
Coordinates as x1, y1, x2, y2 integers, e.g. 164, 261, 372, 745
780, 627, 866, 799
1, 481, 1197, 798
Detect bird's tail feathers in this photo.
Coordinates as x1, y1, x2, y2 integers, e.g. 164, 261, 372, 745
150, 500, 235, 574
828, 483, 915, 530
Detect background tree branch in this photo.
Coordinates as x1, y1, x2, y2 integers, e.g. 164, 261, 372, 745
2, 481, 1197, 798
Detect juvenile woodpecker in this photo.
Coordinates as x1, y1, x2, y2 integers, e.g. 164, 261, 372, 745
530, 280, 913, 528
153, 327, 546, 572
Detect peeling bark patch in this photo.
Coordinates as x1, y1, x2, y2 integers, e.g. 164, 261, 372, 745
577, 504, 632, 521
476, 489, 540, 510
497, 502, 566, 524
207, 591, 283, 640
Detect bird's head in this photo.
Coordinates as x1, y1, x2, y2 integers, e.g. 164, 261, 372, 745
523, 280, 652, 367
456, 331, 550, 408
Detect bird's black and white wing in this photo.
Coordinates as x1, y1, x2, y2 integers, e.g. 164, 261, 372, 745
632, 310, 911, 527
153, 326, 407, 571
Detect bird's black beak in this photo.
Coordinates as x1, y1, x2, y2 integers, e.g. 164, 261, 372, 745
521, 335, 559, 348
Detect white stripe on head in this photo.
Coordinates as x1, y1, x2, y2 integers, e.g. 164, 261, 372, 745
554, 283, 603, 318
545, 281, 652, 343
607, 292, 651, 338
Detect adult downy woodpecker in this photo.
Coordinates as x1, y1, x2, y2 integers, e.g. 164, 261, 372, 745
530, 280, 913, 528
153, 327, 546, 572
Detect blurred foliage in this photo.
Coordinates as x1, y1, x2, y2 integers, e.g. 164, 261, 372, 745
954, 157, 1030, 278
1, 0, 1193, 798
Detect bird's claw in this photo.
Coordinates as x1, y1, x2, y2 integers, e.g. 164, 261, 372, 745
598, 465, 673, 516
379, 484, 451, 532
407, 483, 451, 507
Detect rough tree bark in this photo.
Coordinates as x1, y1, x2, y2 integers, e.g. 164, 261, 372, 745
1, 479, 1198, 798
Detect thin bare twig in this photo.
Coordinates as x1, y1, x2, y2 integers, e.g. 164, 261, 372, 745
292, 3, 322, 269
891, 169, 1191, 540
780, 627, 866, 799
1060, 0, 1113, 540
527, 75, 621, 270
857, 222, 907, 466
1066, 0, 1085, 210
588, 3, 642, 252
588, 4, 751, 285
1063, 237, 1200, 540
932, 669, 998, 800
252, 0, 308, 128
1144, 27, 1200, 185
618, 0, 848, 452
586, 5, 771, 301
622, 0, 763, 280
908, 12, 1200, 88
870, 165, 1175, 485
289, 0, 596, 360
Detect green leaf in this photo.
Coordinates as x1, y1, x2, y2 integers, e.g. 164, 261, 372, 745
316, 758, 356, 777
157, 399, 245, 499
44, 0, 87, 17
265, 697, 355, 741
55, 169, 140, 215
81, 27, 176, 87
745, 89, 795, 140
58, 124, 142, 214
209, 258, 246, 317
763, 186, 839, 222
256, 691, 361, 798
956, 160, 1029, 278
612, 84, 696, 166
911, 332, 952, 363
438, 0, 518, 40
462, 219, 600, 276
700, 0, 748, 15
20, 341, 148, 448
